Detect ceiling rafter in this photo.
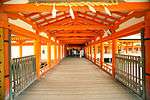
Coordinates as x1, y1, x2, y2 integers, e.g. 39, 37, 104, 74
8, 13, 41, 30
39, 12, 69, 25
78, 12, 112, 25
1, 3, 150, 13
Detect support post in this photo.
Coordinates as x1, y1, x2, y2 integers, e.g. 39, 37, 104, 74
61, 45, 64, 58
112, 40, 117, 79
47, 35, 51, 68
54, 44, 57, 64
144, 11, 150, 100
100, 42, 104, 68
19, 41, 23, 57
58, 44, 60, 62
0, 14, 11, 100
90, 46, 92, 61
94, 44, 97, 63
34, 39, 41, 79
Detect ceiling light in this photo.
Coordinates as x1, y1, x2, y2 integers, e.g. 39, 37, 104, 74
69, 5, 75, 19
51, 3, 57, 18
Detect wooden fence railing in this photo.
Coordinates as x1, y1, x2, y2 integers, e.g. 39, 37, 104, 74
10, 55, 36, 99
115, 54, 144, 97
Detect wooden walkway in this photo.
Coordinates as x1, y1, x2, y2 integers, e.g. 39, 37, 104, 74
16, 57, 141, 100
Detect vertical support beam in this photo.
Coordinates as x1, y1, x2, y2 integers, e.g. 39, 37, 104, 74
132, 42, 134, 53
54, 44, 57, 64
145, 11, 150, 100
94, 44, 97, 63
61, 45, 64, 58
58, 44, 60, 62
19, 41, 23, 57
112, 40, 117, 79
47, 35, 51, 68
0, 28, 5, 100
125, 42, 128, 54
100, 42, 104, 68
0, 14, 10, 100
90, 46, 92, 61
87, 46, 89, 59
34, 39, 41, 79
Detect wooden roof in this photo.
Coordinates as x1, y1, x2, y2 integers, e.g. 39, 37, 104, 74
1, 2, 149, 45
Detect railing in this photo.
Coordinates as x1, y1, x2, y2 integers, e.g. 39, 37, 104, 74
102, 63, 112, 75
93, 58, 112, 75
10, 55, 36, 99
115, 54, 144, 97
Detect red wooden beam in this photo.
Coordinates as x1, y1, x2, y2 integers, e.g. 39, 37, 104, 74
42, 24, 107, 31
0, 3, 150, 13
78, 12, 112, 24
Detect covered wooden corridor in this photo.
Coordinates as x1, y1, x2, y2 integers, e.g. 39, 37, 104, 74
0, 0, 150, 100
16, 57, 141, 100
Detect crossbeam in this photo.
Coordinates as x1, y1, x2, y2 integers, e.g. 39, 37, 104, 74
43, 25, 107, 31
0, 3, 150, 13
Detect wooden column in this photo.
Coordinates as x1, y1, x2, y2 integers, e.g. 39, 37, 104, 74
144, 11, 150, 100
58, 44, 60, 62
88, 46, 89, 59
125, 42, 128, 54
0, 14, 11, 100
90, 46, 92, 60
34, 38, 41, 79
54, 44, 57, 64
61, 45, 64, 58
19, 41, 23, 57
112, 40, 117, 79
94, 45, 97, 63
100, 42, 104, 68
47, 35, 51, 68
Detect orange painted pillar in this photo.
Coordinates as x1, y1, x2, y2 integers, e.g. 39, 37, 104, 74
112, 40, 117, 79
125, 42, 128, 54
88, 46, 90, 59
94, 45, 97, 63
0, 14, 10, 100
145, 11, 150, 100
62, 45, 64, 58
100, 42, 104, 68
47, 35, 51, 68
19, 41, 23, 57
58, 44, 60, 62
54, 44, 57, 64
90, 46, 92, 61
131, 42, 134, 53
34, 39, 41, 79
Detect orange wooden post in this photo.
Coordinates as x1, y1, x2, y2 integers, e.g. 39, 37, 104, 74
125, 42, 128, 54
100, 42, 104, 68
145, 11, 150, 100
90, 46, 92, 61
0, 14, 11, 100
58, 44, 60, 62
62, 45, 64, 58
47, 35, 51, 68
19, 41, 23, 57
112, 40, 117, 79
94, 44, 97, 63
87, 46, 89, 59
54, 44, 57, 64
34, 38, 41, 79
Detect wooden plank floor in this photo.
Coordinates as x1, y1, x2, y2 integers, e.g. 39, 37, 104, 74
16, 57, 141, 100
